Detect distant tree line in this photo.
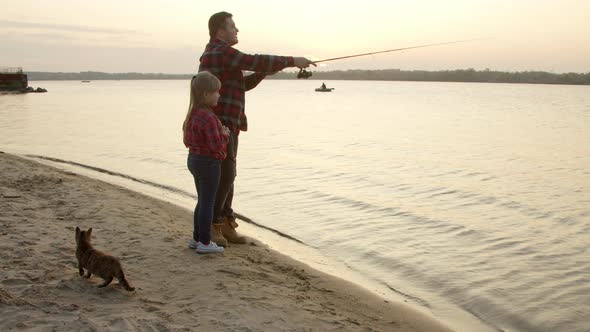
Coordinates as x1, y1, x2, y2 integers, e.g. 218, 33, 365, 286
27, 69, 590, 85
28, 71, 191, 81
272, 68, 590, 85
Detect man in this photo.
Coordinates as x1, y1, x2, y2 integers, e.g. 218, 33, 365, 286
198, 11, 314, 246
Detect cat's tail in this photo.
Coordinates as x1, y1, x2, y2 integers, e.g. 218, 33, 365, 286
118, 270, 135, 291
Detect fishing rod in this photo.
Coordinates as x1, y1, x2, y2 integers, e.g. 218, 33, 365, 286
297, 38, 486, 79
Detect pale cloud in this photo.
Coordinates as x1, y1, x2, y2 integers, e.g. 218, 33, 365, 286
0, 19, 145, 35
0, 35, 198, 73
0, 19, 155, 49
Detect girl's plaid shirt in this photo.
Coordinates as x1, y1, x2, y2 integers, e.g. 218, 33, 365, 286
185, 106, 229, 160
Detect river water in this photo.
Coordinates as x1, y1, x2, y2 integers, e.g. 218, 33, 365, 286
1, 79, 588, 332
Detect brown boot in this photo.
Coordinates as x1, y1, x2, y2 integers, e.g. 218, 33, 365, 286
221, 217, 247, 244
211, 223, 228, 247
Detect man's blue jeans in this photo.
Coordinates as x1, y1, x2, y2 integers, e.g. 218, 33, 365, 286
214, 131, 238, 222
187, 153, 221, 244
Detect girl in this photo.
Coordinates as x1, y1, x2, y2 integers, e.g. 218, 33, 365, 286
183, 71, 229, 254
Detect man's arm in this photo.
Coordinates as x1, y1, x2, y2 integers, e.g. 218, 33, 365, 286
223, 47, 293, 73
222, 46, 314, 73
244, 72, 266, 91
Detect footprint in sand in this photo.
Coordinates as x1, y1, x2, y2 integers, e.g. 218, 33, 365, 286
143, 305, 159, 312
109, 317, 136, 330
1, 278, 30, 286
215, 281, 227, 291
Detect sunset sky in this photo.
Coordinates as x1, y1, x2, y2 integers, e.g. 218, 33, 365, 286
1, 0, 589, 73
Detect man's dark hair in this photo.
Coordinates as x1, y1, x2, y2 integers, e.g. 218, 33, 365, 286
209, 11, 233, 38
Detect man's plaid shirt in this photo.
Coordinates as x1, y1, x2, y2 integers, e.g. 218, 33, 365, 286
198, 38, 295, 133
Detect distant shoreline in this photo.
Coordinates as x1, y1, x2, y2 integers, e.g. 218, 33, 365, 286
26, 69, 590, 85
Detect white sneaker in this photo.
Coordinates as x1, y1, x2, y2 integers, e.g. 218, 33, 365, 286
188, 238, 198, 249
196, 241, 224, 254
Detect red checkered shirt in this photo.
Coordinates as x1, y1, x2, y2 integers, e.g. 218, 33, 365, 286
198, 38, 295, 133
184, 106, 229, 160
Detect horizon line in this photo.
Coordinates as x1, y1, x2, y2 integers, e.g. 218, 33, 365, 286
18, 68, 590, 75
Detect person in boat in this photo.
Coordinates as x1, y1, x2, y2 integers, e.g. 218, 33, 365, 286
321, 82, 326, 89
197, 11, 315, 245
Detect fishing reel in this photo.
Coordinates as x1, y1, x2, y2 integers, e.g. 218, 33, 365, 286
297, 68, 313, 79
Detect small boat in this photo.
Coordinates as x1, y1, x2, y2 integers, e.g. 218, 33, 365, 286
315, 87, 334, 92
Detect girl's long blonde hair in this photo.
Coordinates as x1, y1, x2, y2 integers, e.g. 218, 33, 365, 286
182, 71, 221, 145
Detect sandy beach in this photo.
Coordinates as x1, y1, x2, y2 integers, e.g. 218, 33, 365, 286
0, 152, 452, 331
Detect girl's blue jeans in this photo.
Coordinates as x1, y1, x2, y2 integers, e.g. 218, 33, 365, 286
187, 153, 221, 244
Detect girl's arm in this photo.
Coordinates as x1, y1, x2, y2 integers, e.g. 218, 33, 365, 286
202, 114, 228, 157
